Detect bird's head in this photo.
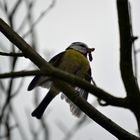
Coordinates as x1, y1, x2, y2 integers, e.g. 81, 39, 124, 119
66, 42, 95, 61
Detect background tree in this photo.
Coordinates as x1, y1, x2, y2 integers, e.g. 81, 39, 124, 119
0, 0, 140, 140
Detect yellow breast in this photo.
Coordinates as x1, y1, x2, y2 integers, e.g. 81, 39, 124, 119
58, 49, 89, 78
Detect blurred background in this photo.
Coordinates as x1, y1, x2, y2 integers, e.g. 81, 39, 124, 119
0, 0, 140, 140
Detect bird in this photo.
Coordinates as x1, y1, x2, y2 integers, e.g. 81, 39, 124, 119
28, 42, 95, 119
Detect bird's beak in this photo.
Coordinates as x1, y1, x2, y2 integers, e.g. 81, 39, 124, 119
88, 48, 95, 53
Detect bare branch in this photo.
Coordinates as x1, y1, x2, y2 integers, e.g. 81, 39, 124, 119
57, 81, 140, 140
0, 17, 128, 108
3, 0, 8, 15
0, 51, 24, 57
117, 0, 140, 132
0, 70, 40, 79
117, 0, 140, 97
9, 0, 22, 20
0, 17, 139, 139
0, 69, 128, 108
22, 0, 56, 38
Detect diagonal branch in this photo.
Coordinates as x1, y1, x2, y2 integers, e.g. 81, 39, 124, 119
0, 18, 139, 139
9, 0, 22, 20
22, 0, 56, 38
57, 81, 140, 140
0, 18, 128, 108
0, 69, 128, 108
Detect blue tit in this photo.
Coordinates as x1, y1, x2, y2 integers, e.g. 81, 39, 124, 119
28, 42, 95, 119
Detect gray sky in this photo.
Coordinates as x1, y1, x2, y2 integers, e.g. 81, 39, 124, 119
0, 0, 140, 140
31, 0, 140, 139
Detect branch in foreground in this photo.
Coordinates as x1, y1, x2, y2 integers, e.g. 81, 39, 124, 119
0, 15, 127, 109
0, 19, 127, 109
0, 69, 128, 108
0, 18, 138, 139
57, 81, 140, 140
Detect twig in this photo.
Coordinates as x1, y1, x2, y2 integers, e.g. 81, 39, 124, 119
0, 19, 128, 108
0, 69, 128, 108
0, 17, 140, 139
9, 0, 22, 20
22, 0, 56, 38
57, 81, 140, 140
0, 70, 40, 79
0, 51, 24, 57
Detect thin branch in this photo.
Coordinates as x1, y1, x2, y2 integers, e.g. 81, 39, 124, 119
9, 0, 22, 20
0, 70, 40, 78
22, 0, 56, 38
0, 69, 128, 108
57, 81, 140, 140
24, 0, 37, 49
3, 0, 8, 15
0, 16, 128, 108
0, 80, 5, 92
0, 51, 24, 57
0, 18, 139, 139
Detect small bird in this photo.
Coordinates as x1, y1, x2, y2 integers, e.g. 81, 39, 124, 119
28, 42, 94, 119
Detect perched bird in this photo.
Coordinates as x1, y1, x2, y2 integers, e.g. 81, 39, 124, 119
28, 42, 94, 119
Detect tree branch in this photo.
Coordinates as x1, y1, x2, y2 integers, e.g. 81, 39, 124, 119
0, 17, 128, 108
117, 0, 140, 132
57, 81, 140, 140
0, 51, 23, 57
0, 18, 139, 139
117, 0, 140, 100
0, 69, 128, 108
0, 70, 40, 78
9, 0, 22, 20
22, 0, 56, 38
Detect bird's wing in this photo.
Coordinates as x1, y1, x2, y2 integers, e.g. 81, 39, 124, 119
27, 51, 65, 91
82, 66, 92, 99
61, 66, 92, 117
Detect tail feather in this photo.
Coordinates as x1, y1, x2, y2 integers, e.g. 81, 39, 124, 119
61, 87, 88, 117
28, 76, 41, 91
28, 76, 52, 91
32, 90, 55, 119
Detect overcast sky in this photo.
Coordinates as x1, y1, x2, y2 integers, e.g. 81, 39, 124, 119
0, 0, 140, 140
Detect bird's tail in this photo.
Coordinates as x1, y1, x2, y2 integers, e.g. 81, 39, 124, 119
61, 87, 88, 117
32, 90, 55, 119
